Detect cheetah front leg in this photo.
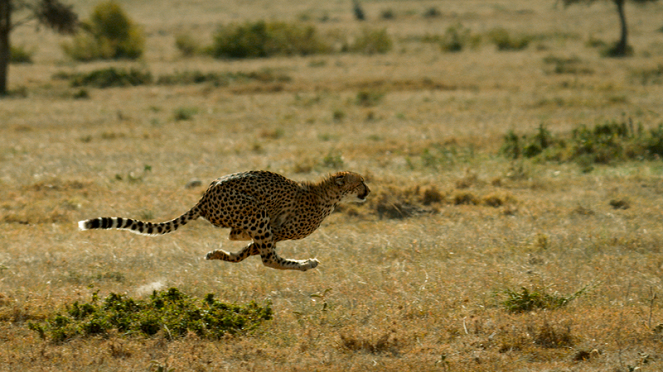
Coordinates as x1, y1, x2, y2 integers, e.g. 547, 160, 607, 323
205, 243, 259, 262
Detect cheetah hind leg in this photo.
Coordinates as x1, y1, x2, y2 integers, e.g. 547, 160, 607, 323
205, 243, 259, 262
255, 237, 319, 272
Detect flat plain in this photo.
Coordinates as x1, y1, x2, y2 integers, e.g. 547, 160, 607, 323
2, 0, 663, 370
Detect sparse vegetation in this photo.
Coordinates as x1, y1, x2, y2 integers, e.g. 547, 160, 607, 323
2, 0, 663, 370
345, 28, 393, 54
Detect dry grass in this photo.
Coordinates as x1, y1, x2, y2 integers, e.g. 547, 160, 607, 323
2, 0, 663, 370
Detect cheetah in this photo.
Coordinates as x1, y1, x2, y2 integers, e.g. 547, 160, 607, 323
78, 170, 370, 271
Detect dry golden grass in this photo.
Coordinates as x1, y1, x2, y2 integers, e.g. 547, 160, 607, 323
2, 0, 663, 370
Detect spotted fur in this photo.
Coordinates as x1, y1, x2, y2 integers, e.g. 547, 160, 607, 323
79, 170, 370, 271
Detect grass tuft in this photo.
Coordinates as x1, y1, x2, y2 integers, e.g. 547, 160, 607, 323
501, 285, 590, 313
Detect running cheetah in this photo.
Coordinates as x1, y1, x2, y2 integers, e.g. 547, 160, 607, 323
78, 170, 370, 271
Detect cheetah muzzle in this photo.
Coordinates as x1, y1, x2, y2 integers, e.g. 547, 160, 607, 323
79, 171, 370, 271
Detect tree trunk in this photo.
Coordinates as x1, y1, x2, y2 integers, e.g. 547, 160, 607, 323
0, 0, 10, 96
614, 0, 628, 56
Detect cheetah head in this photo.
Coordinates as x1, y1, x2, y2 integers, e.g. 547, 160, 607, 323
334, 172, 370, 203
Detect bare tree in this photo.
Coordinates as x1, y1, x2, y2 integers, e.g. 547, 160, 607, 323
0, 0, 77, 95
562, 0, 658, 56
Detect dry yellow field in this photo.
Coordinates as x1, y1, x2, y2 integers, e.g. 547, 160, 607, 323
2, 0, 663, 370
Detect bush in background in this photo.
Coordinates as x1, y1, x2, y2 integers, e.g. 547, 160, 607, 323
345, 28, 392, 55
500, 119, 663, 171
64, 67, 152, 88
62, 1, 145, 61
174, 33, 201, 57
210, 20, 331, 59
439, 24, 481, 52
488, 27, 530, 51
10, 45, 34, 64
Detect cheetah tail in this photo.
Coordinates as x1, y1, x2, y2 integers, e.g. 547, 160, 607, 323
77, 207, 200, 236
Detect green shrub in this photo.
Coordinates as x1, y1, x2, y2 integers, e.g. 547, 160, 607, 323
10, 45, 34, 64
173, 106, 198, 121
210, 20, 330, 59
346, 28, 392, 54
542, 55, 593, 75
500, 119, 663, 169
355, 89, 384, 107
380, 9, 395, 20
501, 285, 588, 313
158, 70, 229, 86
175, 33, 201, 57
66, 67, 152, 88
62, 1, 145, 61
440, 24, 478, 52
488, 27, 530, 51
423, 7, 441, 18
28, 288, 272, 342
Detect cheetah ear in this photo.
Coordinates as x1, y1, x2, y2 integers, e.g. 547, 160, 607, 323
335, 174, 346, 186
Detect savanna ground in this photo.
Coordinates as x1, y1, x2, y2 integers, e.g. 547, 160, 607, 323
2, 0, 663, 370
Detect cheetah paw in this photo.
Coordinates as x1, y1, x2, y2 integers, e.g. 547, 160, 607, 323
205, 250, 221, 260
302, 258, 319, 271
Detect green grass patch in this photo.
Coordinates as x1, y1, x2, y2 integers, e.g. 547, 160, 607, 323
28, 288, 273, 343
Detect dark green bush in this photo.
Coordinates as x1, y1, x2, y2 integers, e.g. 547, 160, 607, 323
439, 24, 471, 52
62, 1, 145, 61
67, 67, 152, 88
210, 20, 330, 59
488, 27, 530, 51
28, 288, 273, 343
10, 45, 34, 64
500, 119, 663, 170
